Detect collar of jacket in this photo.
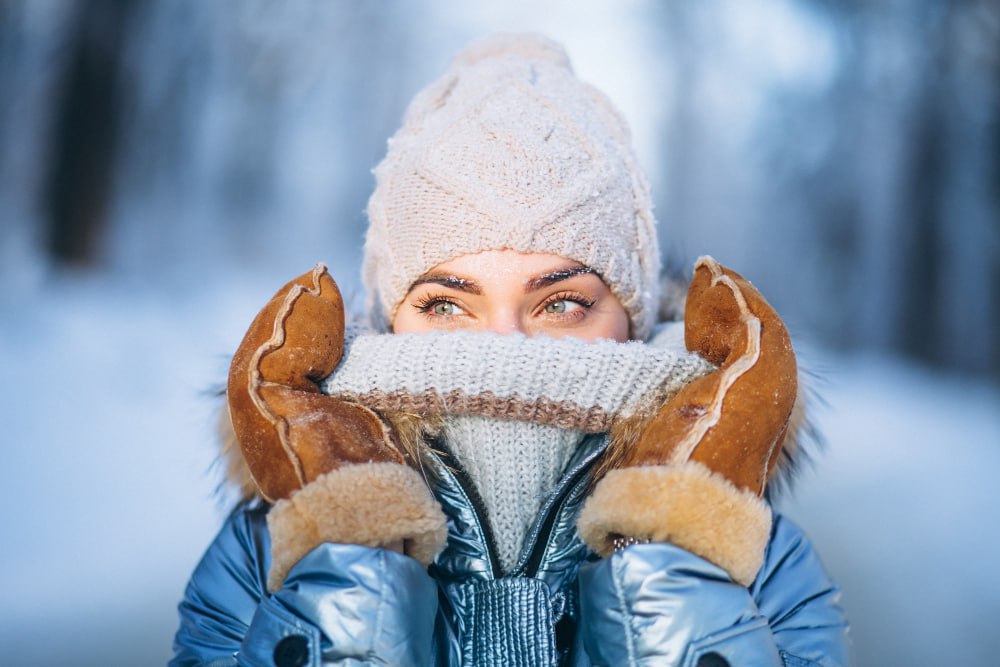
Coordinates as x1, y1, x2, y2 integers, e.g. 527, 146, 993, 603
427, 432, 609, 585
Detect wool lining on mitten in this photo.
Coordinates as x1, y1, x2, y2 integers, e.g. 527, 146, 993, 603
266, 462, 448, 592
577, 462, 772, 586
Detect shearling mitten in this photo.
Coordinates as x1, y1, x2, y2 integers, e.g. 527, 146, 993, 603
227, 264, 447, 591
578, 256, 797, 586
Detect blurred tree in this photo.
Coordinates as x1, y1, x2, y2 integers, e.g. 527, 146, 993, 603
873, 0, 1000, 375
4, 0, 997, 375
761, 0, 999, 375
42, 0, 138, 265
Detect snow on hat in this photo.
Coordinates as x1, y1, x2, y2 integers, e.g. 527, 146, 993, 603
363, 33, 660, 339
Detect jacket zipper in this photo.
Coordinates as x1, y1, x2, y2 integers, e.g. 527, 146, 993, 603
431, 443, 504, 579
430, 434, 608, 581
517, 435, 608, 578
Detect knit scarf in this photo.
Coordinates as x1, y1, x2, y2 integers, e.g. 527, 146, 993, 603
321, 322, 714, 573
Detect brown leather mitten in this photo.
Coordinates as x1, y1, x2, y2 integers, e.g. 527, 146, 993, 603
578, 256, 797, 585
228, 264, 447, 591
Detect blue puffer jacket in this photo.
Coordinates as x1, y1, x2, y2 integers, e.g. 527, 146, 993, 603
171, 434, 850, 666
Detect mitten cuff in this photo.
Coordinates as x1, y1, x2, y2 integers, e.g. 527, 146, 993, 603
577, 462, 772, 586
266, 462, 448, 591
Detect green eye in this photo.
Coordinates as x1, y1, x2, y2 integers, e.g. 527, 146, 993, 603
542, 296, 592, 316
432, 302, 456, 316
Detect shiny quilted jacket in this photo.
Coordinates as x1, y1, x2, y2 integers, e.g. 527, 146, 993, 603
171, 435, 850, 666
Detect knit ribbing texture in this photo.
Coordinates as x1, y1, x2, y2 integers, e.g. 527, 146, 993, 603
440, 415, 584, 574
321, 322, 715, 432
319, 323, 714, 572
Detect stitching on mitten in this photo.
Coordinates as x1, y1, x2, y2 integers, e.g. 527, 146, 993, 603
247, 263, 328, 489
669, 256, 761, 466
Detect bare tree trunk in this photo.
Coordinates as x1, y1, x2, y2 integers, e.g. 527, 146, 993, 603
43, 0, 138, 266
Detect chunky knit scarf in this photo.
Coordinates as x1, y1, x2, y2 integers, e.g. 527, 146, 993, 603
320, 322, 714, 573
322, 322, 712, 432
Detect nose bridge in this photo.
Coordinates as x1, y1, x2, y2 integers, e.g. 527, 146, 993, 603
485, 307, 528, 335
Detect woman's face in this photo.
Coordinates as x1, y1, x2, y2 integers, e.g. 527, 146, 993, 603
392, 250, 630, 342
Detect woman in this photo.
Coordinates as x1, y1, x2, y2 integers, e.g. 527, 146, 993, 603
172, 34, 849, 666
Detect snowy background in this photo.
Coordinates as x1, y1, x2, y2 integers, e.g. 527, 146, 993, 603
1, 1, 998, 665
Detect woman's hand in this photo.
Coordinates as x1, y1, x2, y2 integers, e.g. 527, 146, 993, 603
579, 256, 797, 585
627, 256, 797, 488
227, 264, 446, 590
227, 264, 403, 501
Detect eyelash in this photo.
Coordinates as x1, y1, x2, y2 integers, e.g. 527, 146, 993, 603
538, 292, 596, 318
411, 291, 597, 321
412, 293, 463, 318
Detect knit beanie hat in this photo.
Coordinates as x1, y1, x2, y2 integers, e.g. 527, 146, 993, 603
363, 33, 661, 340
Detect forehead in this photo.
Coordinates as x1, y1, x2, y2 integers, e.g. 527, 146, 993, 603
424, 250, 585, 282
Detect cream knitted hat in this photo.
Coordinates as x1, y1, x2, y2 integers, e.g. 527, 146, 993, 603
363, 33, 661, 340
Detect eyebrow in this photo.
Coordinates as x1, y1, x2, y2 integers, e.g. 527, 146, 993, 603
408, 273, 483, 295
525, 266, 598, 292
408, 265, 600, 296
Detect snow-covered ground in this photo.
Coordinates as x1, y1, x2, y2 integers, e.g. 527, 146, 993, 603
776, 351, 1000, 666
0, 265, 997, 666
